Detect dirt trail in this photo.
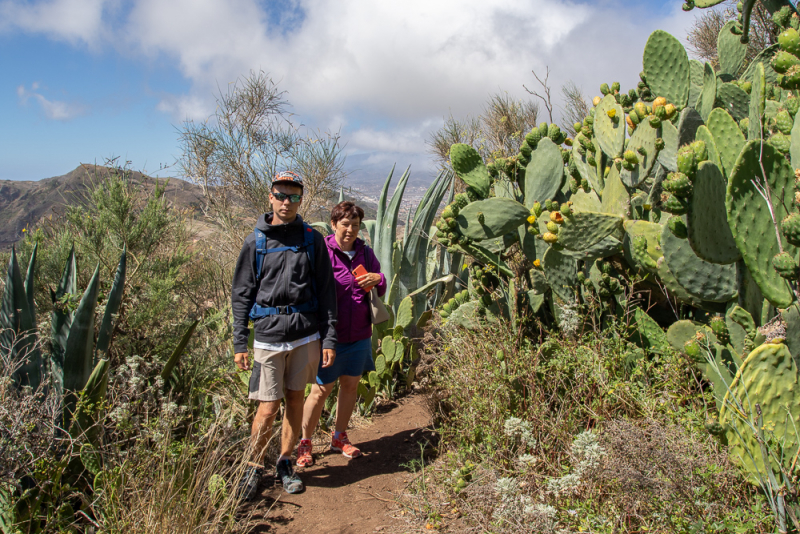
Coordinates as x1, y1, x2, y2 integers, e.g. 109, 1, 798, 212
247, 394, 435, 533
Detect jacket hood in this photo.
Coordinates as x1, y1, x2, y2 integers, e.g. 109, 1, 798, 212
256, 212, 305, 233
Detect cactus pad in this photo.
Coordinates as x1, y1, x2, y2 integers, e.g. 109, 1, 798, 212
706, 108, 746, 178
719, 342, 800, 484
623, 220, 663, 274
601, 165, 630, 219
688, 161, 741, 264
699, 62, 717, 121
666, 320, 717, 352
780, 303, 800, 366
748, 62, 766, 140
718, 20, 749, 77
450, 144, 491, 198
643, 30, 690, 107
790, 107, 800, 169
594, 95, 625, 158
727, 140, 796, 308
524, 138, 566, 207
661, 222, 738, 302
629, 308, 670, 354
620, 121, 659, 187
715, 83, 750, 121
557, 236, 622, 261
571, 144, 601, 191
688, 59, 705, 109
694, 125, 722, 170
455, 198, 530, 241
657, 119, 679, 172
558, 212, 624, 251
543, 247, 578, 303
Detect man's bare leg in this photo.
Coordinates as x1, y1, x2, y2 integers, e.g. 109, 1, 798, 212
250, 400, 281, 464
279, 388, 306, 459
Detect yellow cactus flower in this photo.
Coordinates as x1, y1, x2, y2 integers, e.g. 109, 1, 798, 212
606, 108, 616, 119
527, 215, 537, 224
533, 259, 541, 268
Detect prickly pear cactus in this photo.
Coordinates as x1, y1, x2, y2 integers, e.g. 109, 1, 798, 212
719, 342, 800, 485
727, 140, 796, 308
643, 30, 690, 107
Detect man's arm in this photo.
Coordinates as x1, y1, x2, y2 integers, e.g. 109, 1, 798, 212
231, 235, 257, 364
314, 232, 338, 350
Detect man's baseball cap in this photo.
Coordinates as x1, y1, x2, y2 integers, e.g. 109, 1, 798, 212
272, 170, 304, 189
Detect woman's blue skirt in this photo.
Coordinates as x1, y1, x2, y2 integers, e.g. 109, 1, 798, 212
316, 337, 375, 385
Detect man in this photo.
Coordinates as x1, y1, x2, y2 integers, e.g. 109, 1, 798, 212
231, 170, 337, 499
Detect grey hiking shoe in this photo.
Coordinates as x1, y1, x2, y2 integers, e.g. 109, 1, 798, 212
276, 458, 304, 494
237, 465, 263, 501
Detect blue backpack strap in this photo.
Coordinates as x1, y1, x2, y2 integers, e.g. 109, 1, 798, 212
249, 223, 318, 320
253, 228, 267, 283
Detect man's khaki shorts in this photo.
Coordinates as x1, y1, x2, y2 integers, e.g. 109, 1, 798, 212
248, 340, 320, 402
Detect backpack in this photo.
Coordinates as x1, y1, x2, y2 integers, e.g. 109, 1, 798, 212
248, 222, 318, 320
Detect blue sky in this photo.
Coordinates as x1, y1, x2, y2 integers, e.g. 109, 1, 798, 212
1, 0, 699, 182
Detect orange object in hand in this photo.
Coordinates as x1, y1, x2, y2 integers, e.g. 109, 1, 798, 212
352, 264, 377, 291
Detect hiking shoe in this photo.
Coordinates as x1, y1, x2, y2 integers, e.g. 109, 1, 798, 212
330, 432, 361, 458
276, 458, 304, 494
296, 438, 314, 468
237, 465, 263, 501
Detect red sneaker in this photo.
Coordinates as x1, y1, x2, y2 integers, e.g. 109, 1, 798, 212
330, 432, 361, 458
296, 439, 314, 467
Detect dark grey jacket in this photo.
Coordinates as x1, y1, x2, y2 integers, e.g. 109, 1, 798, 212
231, 213, 337, 353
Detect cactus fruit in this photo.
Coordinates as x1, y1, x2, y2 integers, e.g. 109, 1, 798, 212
782, 212, 800, 245
676, 146, 698, 176
775, 109, 794, 135
767, 132, 791, 153
779, 27, 800, 56
546, 221, 559, 233
772, 251, 799, 279
662, 194, 690, 214
549, 211, 564, 224
623, 150, 639, 165
663, 172, 693, 197
543, 232, 559, 244
649, 114, 662, 128
668, 215, 688, 238
709, 317, 730, 345
532, 201, 543, 217
689, 140, 707, 162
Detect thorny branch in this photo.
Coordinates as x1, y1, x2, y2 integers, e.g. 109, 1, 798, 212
524, 67, 554, 124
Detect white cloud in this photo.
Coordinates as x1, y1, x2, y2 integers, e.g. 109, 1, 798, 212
3, 0, 697, 176
0, 0, 111, 47
17, 83, 87, 121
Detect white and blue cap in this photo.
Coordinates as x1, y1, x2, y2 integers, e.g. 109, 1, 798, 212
272, 170, 304, 189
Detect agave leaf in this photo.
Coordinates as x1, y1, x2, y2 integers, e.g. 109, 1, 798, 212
400, 170, 452, 302
160, 320, 199, 382
24, 242, 37, 325
63, 264, 101, 395
376, 166, 411, 288
373, 164, 396, 245
95, 250, 127, 360
338, 186, 345, 204
1, 248, 40, 388
51, 245, 78, 371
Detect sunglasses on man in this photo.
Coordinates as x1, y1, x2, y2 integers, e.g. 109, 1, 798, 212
271, 192, 303, 203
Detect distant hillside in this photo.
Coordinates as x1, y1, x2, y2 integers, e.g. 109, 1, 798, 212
0, 164, 205, 249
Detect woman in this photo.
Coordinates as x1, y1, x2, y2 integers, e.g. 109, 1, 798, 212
297, 201, 386, 466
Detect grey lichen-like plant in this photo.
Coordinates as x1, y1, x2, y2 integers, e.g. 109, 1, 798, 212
503, 416, 537, 449
547, 430, 606, 495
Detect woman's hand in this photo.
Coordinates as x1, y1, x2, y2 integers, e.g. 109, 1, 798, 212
356, 272, 381, 289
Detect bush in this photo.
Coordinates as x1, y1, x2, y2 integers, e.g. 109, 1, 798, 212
408, 319, 774, 533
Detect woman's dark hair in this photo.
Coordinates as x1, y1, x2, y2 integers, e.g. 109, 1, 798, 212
330, 201, 364, 225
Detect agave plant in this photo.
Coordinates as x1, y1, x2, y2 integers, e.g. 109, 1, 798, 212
1, 244, 127, 441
